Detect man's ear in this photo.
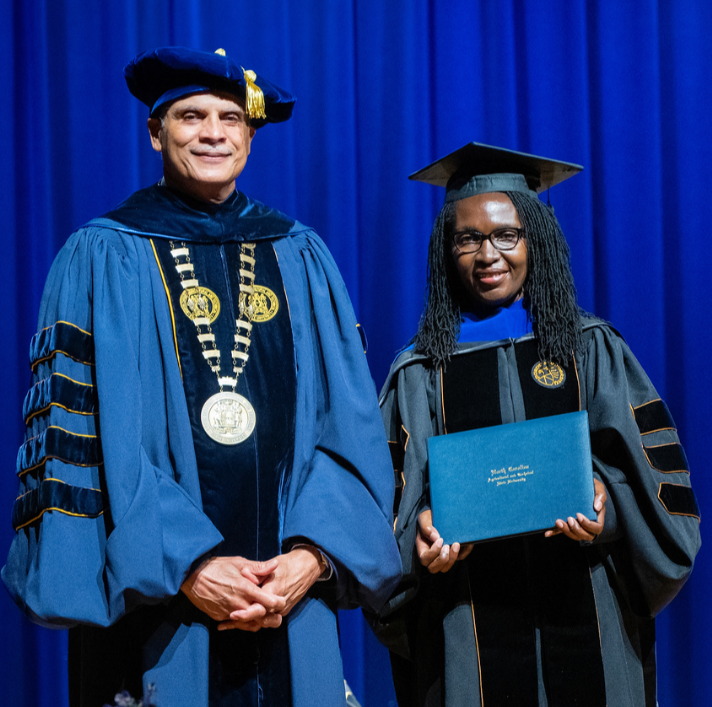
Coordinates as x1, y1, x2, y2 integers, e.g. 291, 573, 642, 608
147, 118, 163, 153
244, 125, 256, 157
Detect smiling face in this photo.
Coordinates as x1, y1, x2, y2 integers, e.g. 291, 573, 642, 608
148, 91, 256, 203
451, 192, 528, 311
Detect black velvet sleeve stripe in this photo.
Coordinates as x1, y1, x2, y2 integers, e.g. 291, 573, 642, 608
389, 436, 408, 518
658, 483, 700, 519
634, 398, 676, 435
16, 426, 102, 477
29, 321, 94, 371
643, 443, 690, 474
388, 439, 406, 517
12, 478, 104, 531
388, 440, 405, 473
23, 373, 97, 423
393, 470, 406, 518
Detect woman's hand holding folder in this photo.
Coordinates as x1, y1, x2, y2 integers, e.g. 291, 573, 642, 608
417, 478, 607, 573
544, 478, 607, 542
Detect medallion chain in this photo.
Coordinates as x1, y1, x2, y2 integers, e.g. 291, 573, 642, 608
169, 240, 258, 444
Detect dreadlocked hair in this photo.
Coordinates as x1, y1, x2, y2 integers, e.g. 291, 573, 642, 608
507, 190, 582, 366
412, 191, 583, 369
411, 201, 461, 368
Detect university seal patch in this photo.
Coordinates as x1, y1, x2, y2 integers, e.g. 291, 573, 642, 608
531, 361, 566, 388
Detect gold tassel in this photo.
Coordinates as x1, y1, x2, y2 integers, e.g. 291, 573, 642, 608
241, 68, 267, 120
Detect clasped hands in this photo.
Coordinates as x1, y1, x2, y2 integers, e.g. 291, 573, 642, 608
417, 478, 607, 573
181, 546, 323, 632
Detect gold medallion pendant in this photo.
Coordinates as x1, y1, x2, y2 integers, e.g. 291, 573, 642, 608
180, 287, 220, 322
531, 361, 566, 388
247, 285, 279, 322
201, 391, 256, 445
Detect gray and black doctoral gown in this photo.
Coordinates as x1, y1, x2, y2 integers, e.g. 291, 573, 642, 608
375, 303, 700, 707
2, 184, 402, 707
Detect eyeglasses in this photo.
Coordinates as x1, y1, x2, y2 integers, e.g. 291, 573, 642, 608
451, 227, 524, 254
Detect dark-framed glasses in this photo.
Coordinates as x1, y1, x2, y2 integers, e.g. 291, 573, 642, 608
451, 227, 524, 254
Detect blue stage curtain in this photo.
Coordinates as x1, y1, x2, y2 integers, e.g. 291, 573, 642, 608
2, 1, 710, 705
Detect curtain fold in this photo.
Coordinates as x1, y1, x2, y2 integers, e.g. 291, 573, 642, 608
2, 1, 710, 705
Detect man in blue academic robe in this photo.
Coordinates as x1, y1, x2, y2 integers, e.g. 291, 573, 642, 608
2, 46, 401, 707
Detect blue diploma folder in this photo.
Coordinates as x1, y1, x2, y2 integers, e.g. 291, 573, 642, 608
428, 411, 595, 544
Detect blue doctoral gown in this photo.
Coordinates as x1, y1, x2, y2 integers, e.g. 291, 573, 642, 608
2, 184, 402, 707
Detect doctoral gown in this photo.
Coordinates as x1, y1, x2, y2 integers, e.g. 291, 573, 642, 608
2, 184, 402, 707
375, 310, 700, 707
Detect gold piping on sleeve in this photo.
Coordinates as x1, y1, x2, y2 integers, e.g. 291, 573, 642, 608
15, 507, 103, 531
16, 477, 102, 500
18, 458, 103, 479
25, 403, 96, 424
150, 239, 182, 377
24, 425, 97, 443
38, 320, 93, 337
633, 398, 662, 410
640, 426, 676, 436
31, 351, 94, 372
53, 372, 94, 387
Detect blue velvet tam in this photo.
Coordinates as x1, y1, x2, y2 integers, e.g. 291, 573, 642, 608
409, 142, 583, 203
124, 46, 296, 127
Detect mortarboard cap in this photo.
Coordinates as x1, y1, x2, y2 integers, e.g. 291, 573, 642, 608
410, 142, 583, 203
125, 46, 296, 127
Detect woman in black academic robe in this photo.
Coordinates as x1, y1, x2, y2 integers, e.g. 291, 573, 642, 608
374, 144, 701, 707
